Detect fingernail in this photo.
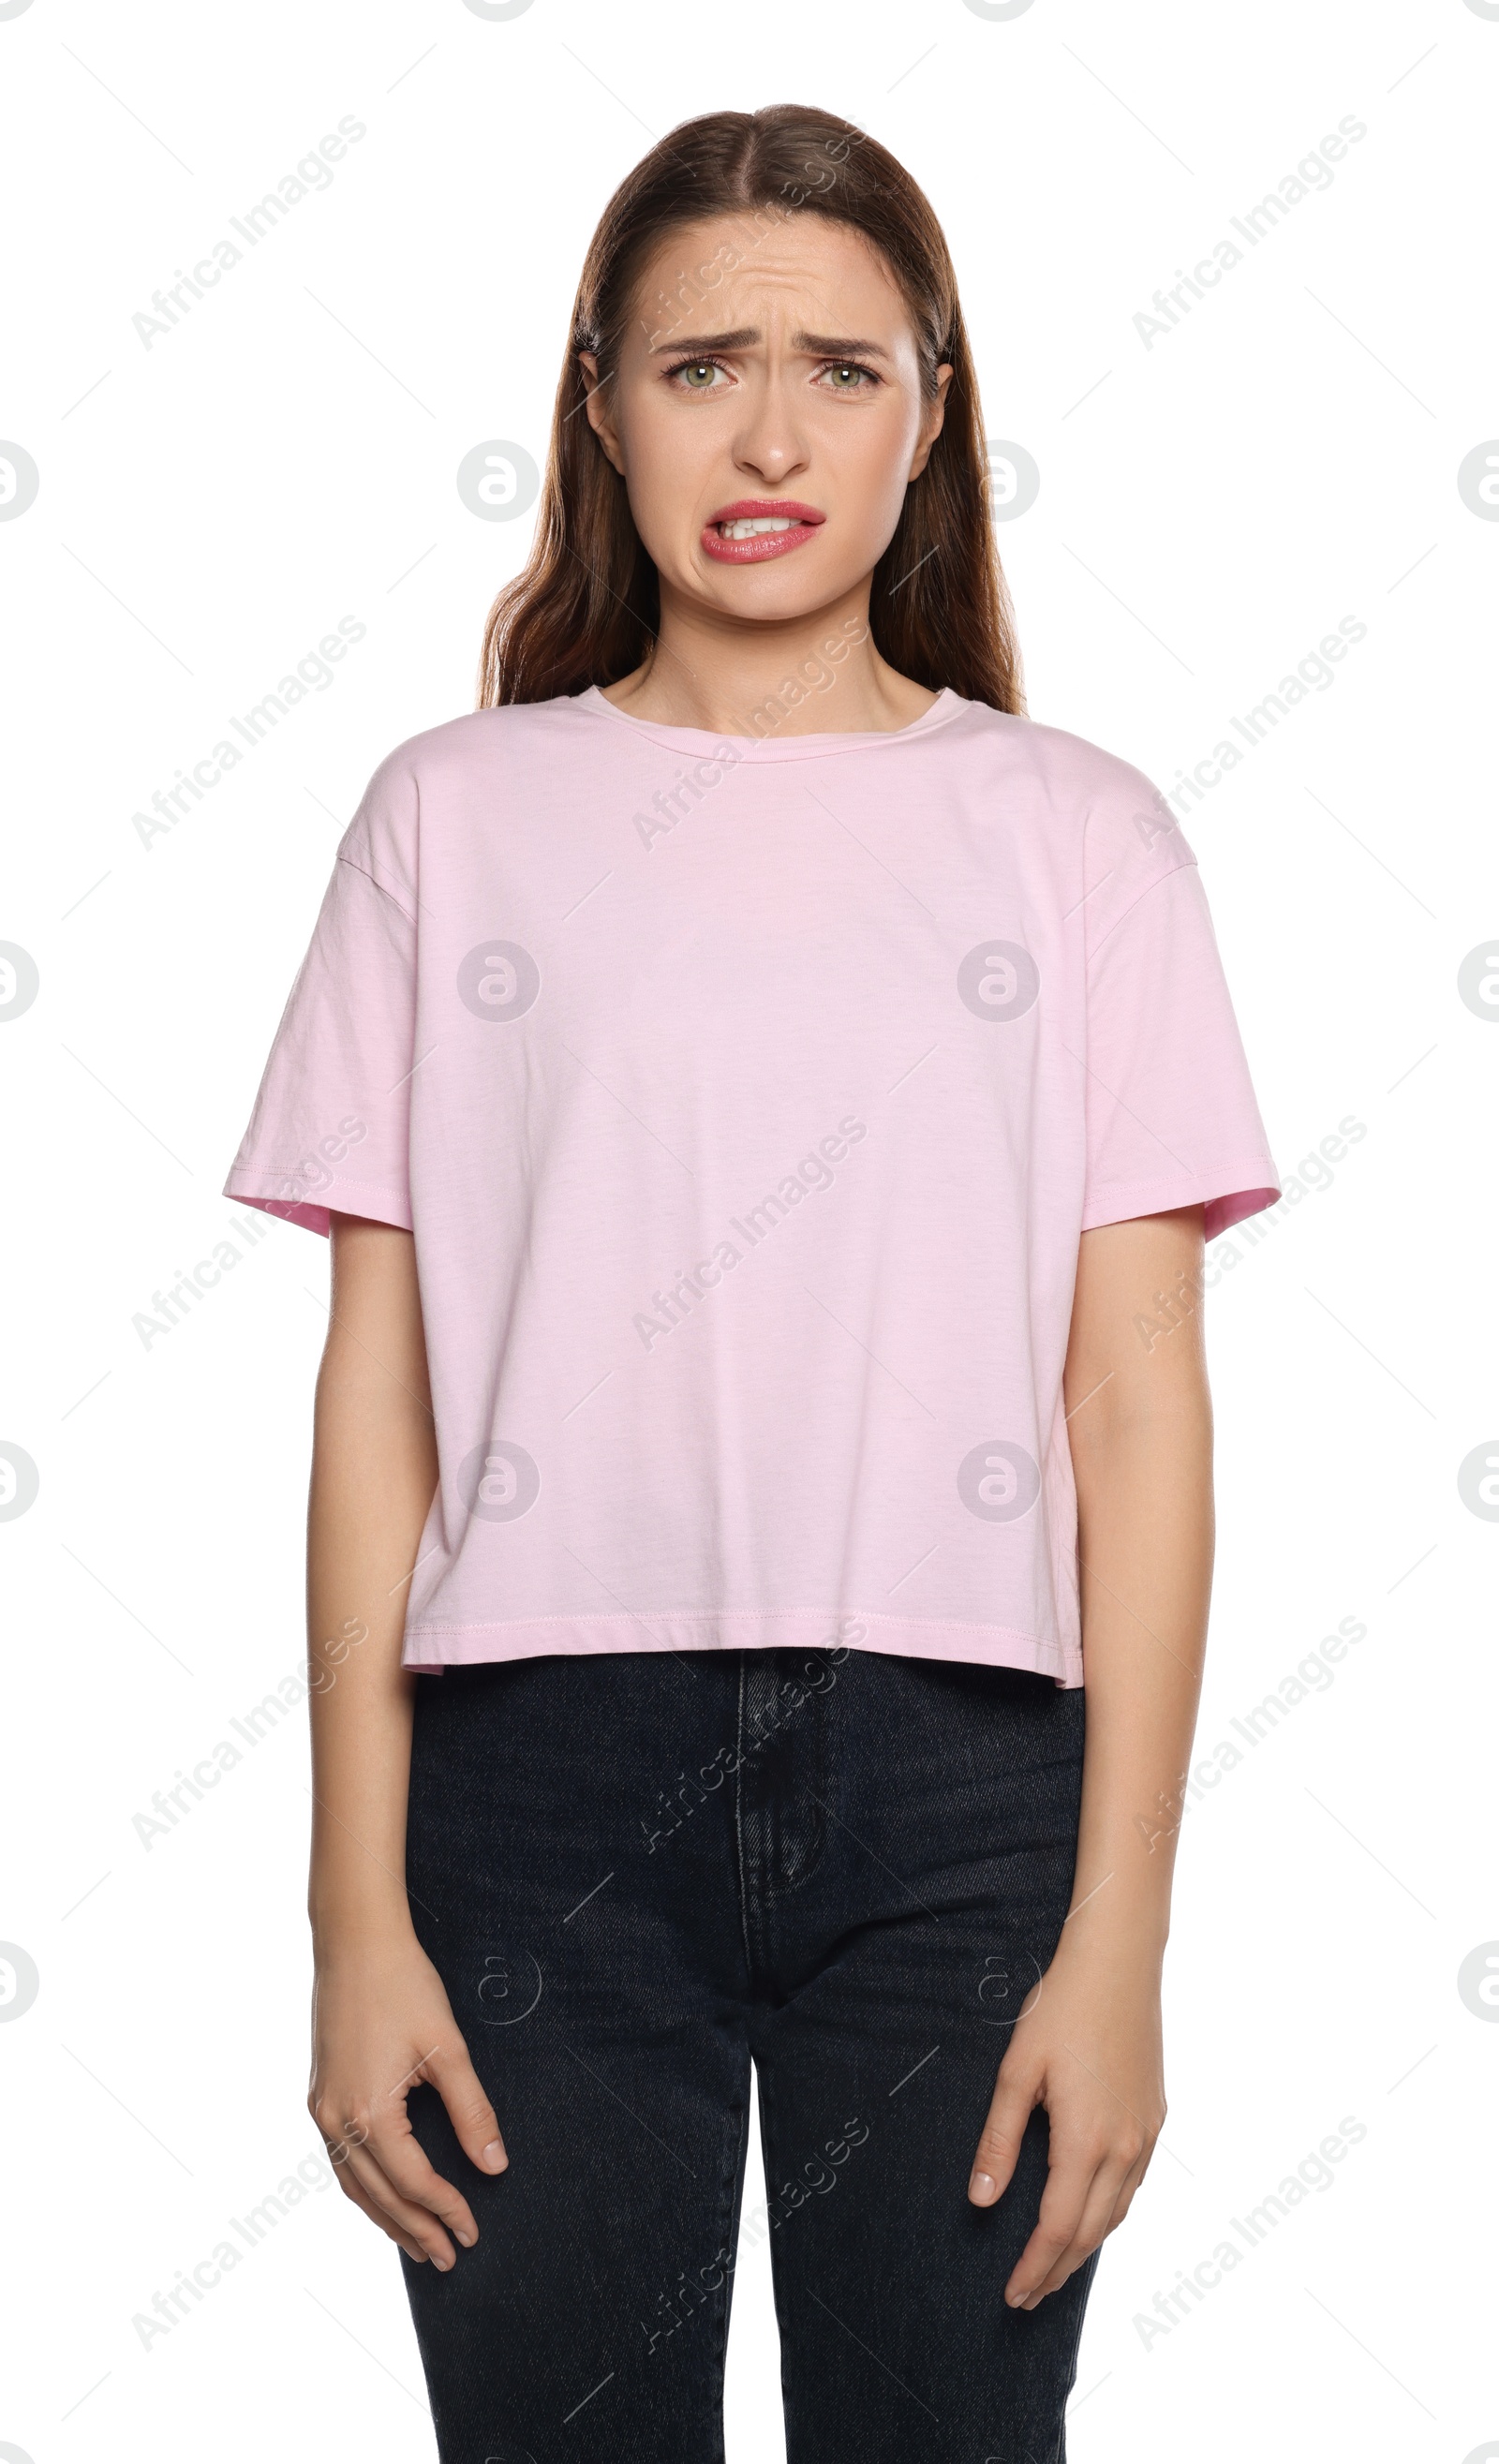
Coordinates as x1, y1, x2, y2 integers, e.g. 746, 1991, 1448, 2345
454, 2228, 475, 2248
434, 2253, 453, 2272
968, 2171, 997, 2204
482, 2141, 506, 2171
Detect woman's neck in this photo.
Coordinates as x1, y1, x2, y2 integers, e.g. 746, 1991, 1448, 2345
599, 582, 941, 736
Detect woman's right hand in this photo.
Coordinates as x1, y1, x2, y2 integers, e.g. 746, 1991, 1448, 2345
308, 1923, 508, 2268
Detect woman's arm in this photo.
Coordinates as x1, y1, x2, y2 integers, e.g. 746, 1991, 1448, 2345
306, 1214, 507, 2268
967, 1203, 1212, 2307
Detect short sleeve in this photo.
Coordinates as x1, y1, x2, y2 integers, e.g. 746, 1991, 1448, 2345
1078, 776, 1280, 1242
222, 765, 418, 1238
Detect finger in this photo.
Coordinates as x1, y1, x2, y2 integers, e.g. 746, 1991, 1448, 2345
1089, 2141, 1154, 2248
968, 2064, 1040, 2205
320, 2131, 435, 2264
339, 2140, 462, 2266
427, 2041, 508, 2176
334, 2162, 434, 2266
317, 2109, 468, 2258
364, 2109, 484, 2250
1011, 2125, 1154, 2306
1003, 2147, 1102, 2304
1014, 2155, 1135, 2307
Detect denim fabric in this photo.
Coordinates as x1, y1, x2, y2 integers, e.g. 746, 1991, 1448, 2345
402, 1645, 1095, 2462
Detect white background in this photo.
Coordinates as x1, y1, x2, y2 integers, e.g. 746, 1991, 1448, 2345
2, 0, 1495, 2457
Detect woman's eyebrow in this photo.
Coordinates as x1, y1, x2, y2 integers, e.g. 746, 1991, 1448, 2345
794, 333, 893, 362
649, 328, 757, 356
649, 328, 894, 362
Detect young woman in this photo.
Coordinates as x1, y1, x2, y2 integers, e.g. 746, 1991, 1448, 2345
226, 104, 1279, 2464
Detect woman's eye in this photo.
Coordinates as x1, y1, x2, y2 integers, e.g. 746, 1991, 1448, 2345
676, 361, 720, 389
821, 364, 872, 390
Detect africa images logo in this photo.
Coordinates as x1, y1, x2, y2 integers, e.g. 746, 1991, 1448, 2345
957, 1441, 1041, 1522
458, 1440, 541, 1522
457, 940, 542, 1021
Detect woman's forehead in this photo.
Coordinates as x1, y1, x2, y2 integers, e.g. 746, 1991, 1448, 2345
630, 216, 912, 346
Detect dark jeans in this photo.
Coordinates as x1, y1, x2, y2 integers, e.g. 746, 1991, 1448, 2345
403, 1644, 1094, 2463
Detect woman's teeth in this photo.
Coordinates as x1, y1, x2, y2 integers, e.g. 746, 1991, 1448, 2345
718, 516, 799, 539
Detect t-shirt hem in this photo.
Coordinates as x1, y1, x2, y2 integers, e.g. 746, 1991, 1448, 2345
1081, 1158, 1281, 1242
222, 1165, 413, 1238
401, 1607, 1083, 1687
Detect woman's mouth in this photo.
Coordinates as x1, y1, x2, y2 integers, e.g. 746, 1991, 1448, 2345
701, 501, 825, 563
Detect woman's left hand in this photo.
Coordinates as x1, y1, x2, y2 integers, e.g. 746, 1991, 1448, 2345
966, 1937, 1166, 2308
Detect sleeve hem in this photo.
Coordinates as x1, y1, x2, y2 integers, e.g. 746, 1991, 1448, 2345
223, 1166, 413, 1239
1081, 1160, 1282, 1242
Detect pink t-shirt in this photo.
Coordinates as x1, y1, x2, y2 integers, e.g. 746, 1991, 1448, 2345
225, 685, 1279, 1685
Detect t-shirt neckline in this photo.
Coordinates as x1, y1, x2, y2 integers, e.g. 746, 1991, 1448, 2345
573, 681, 969, 763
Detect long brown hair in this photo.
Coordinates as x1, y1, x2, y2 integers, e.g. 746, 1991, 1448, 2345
477, 105, 1024, 716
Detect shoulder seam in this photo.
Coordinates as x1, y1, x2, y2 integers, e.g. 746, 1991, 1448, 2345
1087, 849, 1199, 963
337, 851, 418, 926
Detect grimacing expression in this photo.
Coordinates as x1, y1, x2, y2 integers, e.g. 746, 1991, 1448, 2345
583, 213, 952, 624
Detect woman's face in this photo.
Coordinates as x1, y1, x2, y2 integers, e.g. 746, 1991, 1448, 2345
582, 211, 951, 626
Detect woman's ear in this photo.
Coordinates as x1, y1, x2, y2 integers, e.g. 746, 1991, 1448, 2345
577, 350, 626, 475
908, 362, 954, 482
